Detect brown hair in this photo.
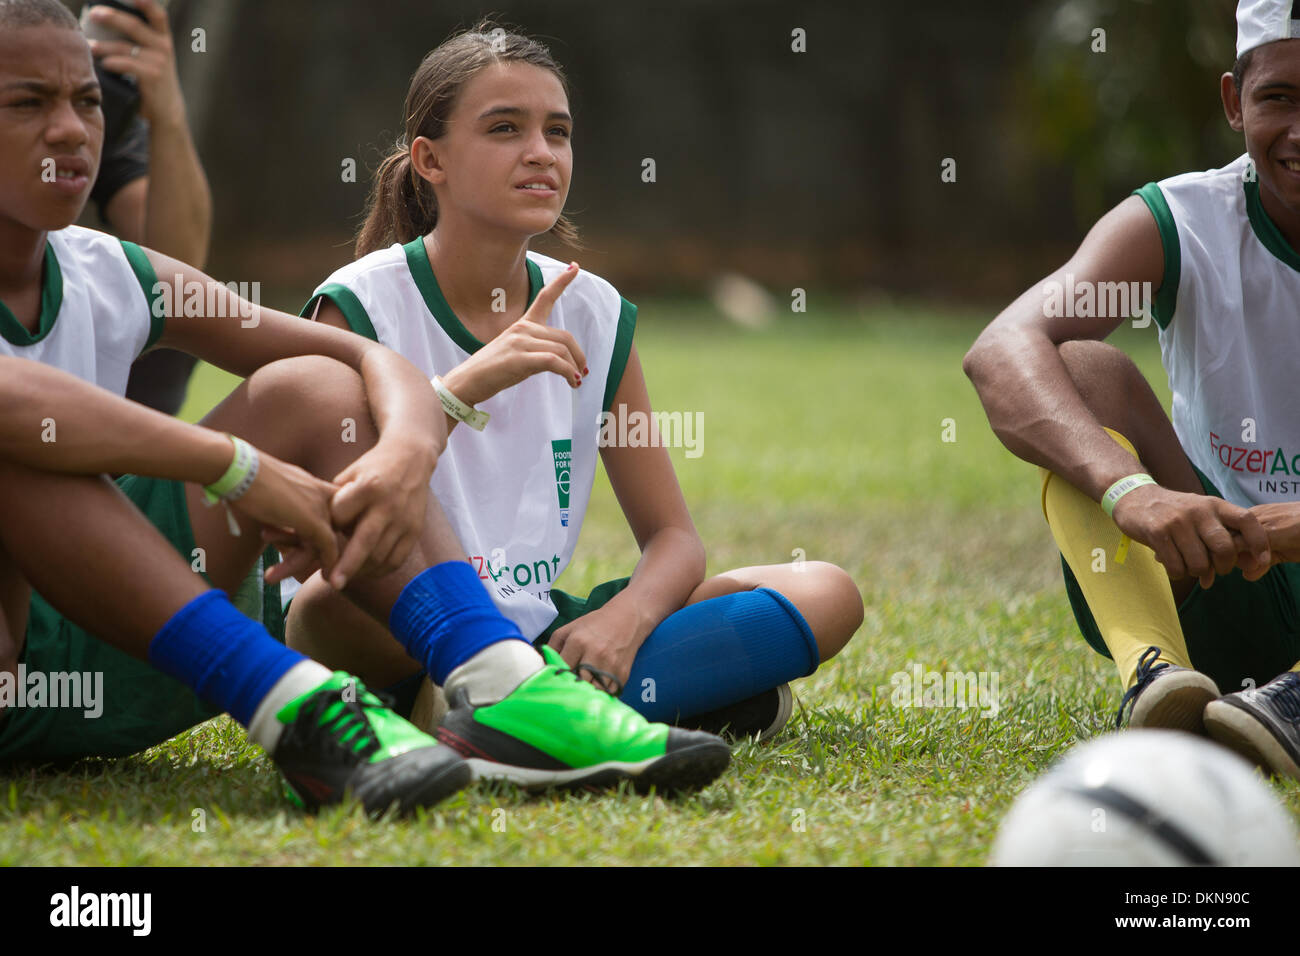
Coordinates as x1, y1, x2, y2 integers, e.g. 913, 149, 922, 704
355, 20, 580, 258
0, 0, 79, 30
1232, 49, 1254, 94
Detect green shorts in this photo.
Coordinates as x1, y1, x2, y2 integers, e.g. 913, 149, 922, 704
536, 577, 632, 645
0, 474, 283, 766
1064, 466, 1300, 693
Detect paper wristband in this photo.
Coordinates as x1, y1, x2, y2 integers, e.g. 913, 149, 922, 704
1101, 473, 1156, 517
432, 375, 489, 431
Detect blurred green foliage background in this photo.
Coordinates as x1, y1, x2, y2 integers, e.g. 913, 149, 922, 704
139, 0, 1243, 304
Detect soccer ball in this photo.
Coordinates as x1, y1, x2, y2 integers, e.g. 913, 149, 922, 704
990, 730, 1300, 866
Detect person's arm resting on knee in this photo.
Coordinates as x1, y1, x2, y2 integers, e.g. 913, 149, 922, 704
962, 197, 1271, 584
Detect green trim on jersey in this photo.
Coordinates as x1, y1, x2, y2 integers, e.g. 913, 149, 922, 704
301, 283, 380, 342
1244, 176, 1300, 273
0, 243, 62, 346
402, 237, 541, 354
1132, 183, 1180, 330
603, 298, 638, 412
120, 241, 165, 350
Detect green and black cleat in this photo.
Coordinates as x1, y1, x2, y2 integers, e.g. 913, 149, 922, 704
272, 672, 471, 815
436, 645, 731, 793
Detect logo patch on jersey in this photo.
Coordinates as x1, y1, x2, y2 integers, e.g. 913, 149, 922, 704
552, 439, 572, 527
1208, 431, 1300, 498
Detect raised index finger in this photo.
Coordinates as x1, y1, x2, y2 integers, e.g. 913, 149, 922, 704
522, 262, 580, 327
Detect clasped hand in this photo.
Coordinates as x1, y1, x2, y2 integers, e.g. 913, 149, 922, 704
1110, 484, 1300, 586
235, 437, 435, 592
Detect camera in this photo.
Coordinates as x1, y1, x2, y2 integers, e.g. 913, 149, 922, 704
79, 0, 149, 46
79, 2, 153, 144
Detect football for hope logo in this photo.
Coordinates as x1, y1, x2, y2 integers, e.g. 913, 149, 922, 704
552, 439, 572, 527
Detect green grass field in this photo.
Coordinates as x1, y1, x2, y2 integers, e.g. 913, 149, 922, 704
4, 301, 1297, 865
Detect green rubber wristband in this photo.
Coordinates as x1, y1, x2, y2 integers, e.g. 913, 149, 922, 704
203, 435, 257, 504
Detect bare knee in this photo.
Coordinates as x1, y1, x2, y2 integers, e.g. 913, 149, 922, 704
802, 561, 863, 661
1055, 339, 1175, 444
1056, 339, 1196, 489
1057, 340, 1147, 417
243, 356, 377, 470
286, 573, 416, 686
701, 560, 863, 662
1057, 338, 1132, 373
247, 356, 369, 424
285, 573, 352, 658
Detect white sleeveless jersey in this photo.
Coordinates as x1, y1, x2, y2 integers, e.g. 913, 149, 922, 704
1137, 154, 1300, 507
0, 225, 163, 393
304, 239, 636, 639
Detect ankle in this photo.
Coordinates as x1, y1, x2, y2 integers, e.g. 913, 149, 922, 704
444, 639, 542, 706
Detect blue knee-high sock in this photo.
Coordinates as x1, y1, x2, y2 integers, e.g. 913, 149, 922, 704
619, 587, 820, 722
148, 590, 306, 726
388, 561, 529, 685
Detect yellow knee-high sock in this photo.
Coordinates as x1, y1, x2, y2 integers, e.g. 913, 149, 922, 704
1041, 428, 1192, 689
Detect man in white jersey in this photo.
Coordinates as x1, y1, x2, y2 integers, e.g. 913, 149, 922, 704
965, 0, 1300, 781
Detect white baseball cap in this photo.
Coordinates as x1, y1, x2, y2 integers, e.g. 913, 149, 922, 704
1237, 0, 1300, 57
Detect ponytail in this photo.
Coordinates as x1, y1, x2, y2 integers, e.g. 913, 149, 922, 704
550, 213, 582, 250
355, 143, 438, 258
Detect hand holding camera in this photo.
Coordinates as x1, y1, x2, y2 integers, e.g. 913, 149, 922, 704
81, 0, 186, 131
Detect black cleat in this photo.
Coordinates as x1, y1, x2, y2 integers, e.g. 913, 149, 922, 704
1115, 646, 1219, 734
271, 672, 471, 815
677, 684, 794, 742
1205, 671, 1300, 781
